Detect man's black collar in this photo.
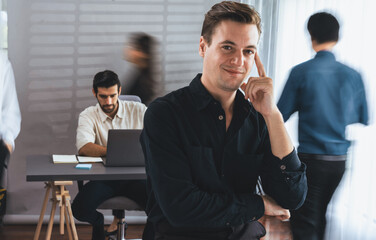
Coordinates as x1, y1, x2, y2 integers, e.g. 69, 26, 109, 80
188, 73, 252, 116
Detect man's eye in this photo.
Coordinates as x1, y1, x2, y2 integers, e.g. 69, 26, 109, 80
244, 49, 255, 55
222, 45, 232, 51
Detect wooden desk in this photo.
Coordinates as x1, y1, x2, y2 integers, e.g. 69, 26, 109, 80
26, 155, 146, 240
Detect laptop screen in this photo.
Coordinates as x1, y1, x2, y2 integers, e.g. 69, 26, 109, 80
104, 129, 144, 167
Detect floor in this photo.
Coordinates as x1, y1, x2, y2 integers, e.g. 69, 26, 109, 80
0, 216, 292, 240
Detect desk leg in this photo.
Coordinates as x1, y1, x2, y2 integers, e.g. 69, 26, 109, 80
66, 200, 79, 240
33, 182, 52, 240
34, 181, 77, 240
60, 185, 65, 235
64, 207, 73, 240
45, 199, 57, 240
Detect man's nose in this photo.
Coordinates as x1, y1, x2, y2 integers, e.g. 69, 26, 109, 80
106, 97, 113, 105
230, 50, 244, 66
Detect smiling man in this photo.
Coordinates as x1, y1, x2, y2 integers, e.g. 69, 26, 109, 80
140, 1, 307, 239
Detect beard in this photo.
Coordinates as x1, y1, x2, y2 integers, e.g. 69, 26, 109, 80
100, 104, 115, 113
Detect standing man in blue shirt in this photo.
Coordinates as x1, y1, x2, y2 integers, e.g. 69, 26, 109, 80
141, 1, 307, 239
277, 12, 368, 240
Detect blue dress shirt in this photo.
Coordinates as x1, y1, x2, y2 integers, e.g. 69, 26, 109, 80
278, 51, 368, 155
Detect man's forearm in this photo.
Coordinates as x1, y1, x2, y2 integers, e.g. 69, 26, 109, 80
78, 142, 106, 157
263, 110, 293, 159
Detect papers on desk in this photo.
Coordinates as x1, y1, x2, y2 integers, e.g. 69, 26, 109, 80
76, 156, 103, 163
52, 155, 103, 164
52, 155, 78, 163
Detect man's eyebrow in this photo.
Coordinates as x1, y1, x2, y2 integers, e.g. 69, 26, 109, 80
220, 40, 236, 45
99, 94, 116, 97
220, 40, 257, 50
246, 45, 257, 50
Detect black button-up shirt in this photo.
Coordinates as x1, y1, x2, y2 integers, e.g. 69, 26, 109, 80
140, 74, 307, 238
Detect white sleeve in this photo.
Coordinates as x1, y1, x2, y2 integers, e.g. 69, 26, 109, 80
0, 58, 21, 150
76, 112, 96, 151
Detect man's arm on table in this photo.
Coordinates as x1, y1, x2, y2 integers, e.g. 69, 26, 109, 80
76, 113, 106, 157
78, 143, 106, 157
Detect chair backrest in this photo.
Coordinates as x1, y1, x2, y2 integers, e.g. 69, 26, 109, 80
118, 95, 141, 103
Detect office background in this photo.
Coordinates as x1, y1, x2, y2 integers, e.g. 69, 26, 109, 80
5, 0, 221, 224
1, 0, 375, 239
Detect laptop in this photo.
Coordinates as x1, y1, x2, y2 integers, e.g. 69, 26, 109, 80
103, 129, 145, 167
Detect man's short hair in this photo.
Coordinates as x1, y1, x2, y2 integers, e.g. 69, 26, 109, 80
307, 12, 339, 44
92, 70, 121, 94
201, 1, 262, 46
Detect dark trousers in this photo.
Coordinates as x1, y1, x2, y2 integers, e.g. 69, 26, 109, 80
147, 220, 266, 240
71, 179, 147, 240
0, 140, 10, 185
0, 140, 10, 220
290, 154, 346, 240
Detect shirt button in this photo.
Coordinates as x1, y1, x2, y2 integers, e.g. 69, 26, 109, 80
226, 222, 230, 226
280, 165, 286, 170
218, 115, 224, 120
221, 174, 225, 178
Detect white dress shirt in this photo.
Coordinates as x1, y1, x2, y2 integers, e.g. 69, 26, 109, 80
0, 51, 21, 150
76, 99, 147, 151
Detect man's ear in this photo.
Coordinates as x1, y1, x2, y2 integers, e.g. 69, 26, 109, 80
92, 88, 96, 98
199, 36, 207, 58
118, 86, 122, 95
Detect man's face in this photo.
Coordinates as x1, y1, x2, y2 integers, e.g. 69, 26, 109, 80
93, 85, 121, 115
199, 20, 259, 93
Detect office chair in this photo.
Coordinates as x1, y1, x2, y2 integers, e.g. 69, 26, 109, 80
118, 95, 141, 103
98, 196, 143, 240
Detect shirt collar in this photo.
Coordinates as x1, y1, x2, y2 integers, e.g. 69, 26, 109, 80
96, 100, 124, 123
116, 100, 125, 119
189, 74, 216, 111
189, 73, 252, 117
315, 50, 336, 60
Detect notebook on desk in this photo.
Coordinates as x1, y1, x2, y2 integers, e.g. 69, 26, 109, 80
103, 129, 145, 167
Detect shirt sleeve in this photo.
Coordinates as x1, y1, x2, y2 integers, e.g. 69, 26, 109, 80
259, 125, 307, 210
137, 103, 147, 128
356, 73, 369, 125
141, 100, 265, 229
76, 112, 96, 151
277, 69, 300, 122
0, 58, 21, 150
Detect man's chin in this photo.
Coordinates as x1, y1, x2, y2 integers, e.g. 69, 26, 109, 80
220, 85, 242, 92
102, 106, 115, 113
221, 81, 243, 92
